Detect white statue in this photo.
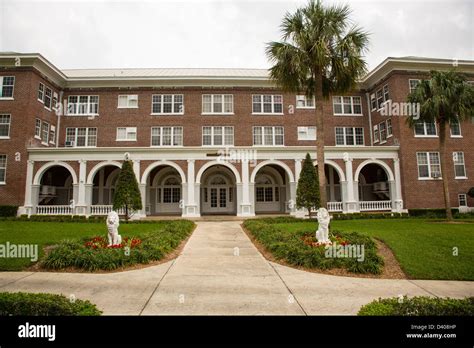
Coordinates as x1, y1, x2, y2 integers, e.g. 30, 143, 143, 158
106, 211, 122, 246
315, 207, 332, 244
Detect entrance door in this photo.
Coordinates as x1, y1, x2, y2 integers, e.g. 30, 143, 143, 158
202, 174, 234, 214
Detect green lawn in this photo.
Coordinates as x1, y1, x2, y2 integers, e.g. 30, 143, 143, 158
274, 219, 474, 280
0, 221, 189, 271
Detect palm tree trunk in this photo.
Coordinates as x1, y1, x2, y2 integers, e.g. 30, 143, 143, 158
438, 122, 453, 221
315, 72, 327, 209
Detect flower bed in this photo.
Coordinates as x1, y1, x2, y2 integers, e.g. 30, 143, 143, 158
84, 236, 142, 249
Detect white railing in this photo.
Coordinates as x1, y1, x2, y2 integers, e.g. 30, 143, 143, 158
36, 205, 73, 215
359, 200, 392, 211
90, 205, 126, 215
327, 201, 343, 212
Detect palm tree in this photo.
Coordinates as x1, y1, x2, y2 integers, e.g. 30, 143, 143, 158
266, 0, 369, 209
407, 70, 474, 220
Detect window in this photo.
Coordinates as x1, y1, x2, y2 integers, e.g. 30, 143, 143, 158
38, 83, 44, 102
370, 93, 376, 111
202, 126, 234, 146
0, 76, 14, 98
152, 94, 183, 114
450, 119, 462, 137
296, 95, 315, 109
252, 95, 283, 114
0, 154, 6, 183
253, 126, 284, 146
35, 119, 41, 138
379, 122, 387, 143
332, 96, 362, 115
297, 126, 316, 140
416, 152, 441, 179
386, 119, 393, 137
41, 122, 49, 144
49, 125, 56, 145
116, 127, 137, 141
52, 92, 58, 110
44, 87, 52, 109
0, 114, 11, 138
458, 194, 467, 207
151, 127, 183, 146
383, 85, 390, 102
376, 89, 384, 109
335, 127, 364, 146
67, 95, 99, 115
409, 79, 421, 94
65, 128, 97, 147
118, 95, 138, 108
453, 152, 466, 178
202, 94, 233, 114
373, 125, 379, 143
414, 122, 437, 136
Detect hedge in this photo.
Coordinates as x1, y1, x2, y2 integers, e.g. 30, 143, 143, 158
0, 292, 101, 316
358, 296, 474, 316
0, 205, 18, 217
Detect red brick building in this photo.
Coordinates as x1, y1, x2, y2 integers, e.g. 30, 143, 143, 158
0, 53, 472, 217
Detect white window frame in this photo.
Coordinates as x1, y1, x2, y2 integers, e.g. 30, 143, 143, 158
41, 121, 49, 145
416, 152, 442, 180
332, 96, 363, 116
414, 121, 438, 137
49, 125, 56, 145
65, 127, 98, 147
151, 94, 184, 115
38, 83, 45, 103
335, 127, 364, 146
297, 126, 316, 140
252, 95, 283, 115
202, 94, 234, 115
44, 87, 52, 110
379, 122, 387, 144
116, 127, 137, 141
35, 118, 41, 139
370, 93, 377, 111
0, 76, 15, 99
458, 194, 467, 207
0, 154, 6, 184
202, 126, 234, 146
296, 95, 315, 109
0, 114, 11, 139
450, 119, 462, 138
409, 79, 421, 94
252, 126, 284, 146
67, 95, 99, 116
386, 119, 393, 137
117, 95, 138, 109
453, 151, 467, 179
150, 127, 183, 147
373, 125, 379, 143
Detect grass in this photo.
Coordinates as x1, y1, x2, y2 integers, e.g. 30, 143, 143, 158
0, 220, 194, 271
273, 219, 474, 280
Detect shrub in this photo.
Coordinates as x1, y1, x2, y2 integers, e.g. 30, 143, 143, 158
244, 219, 383, 274
0, 292, 101, 316
358, 296, 474, 316
42, 220, 195, 271
408, 208, 459, 218
0, 205, 18, 217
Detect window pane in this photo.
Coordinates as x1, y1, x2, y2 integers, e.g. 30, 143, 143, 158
426, 122, 436, 135
264, 127, 273, 145
253, 127, 262, 145
173, 127, 183, 146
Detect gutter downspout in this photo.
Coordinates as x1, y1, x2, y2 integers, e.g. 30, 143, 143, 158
365, 92, 373, 146
56, 91, 63, 147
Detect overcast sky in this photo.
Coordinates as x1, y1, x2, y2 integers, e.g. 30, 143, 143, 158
0, 0, 472, 71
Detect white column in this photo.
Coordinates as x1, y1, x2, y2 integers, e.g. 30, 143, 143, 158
238, 159, 254, 216
344, 154, 357, 213
328, 166, 335, 202
294, 158, 302, 182
76, 159, 87, 215
184, 160, 199, 217
22, 160, 35, 216
392, 158, 404, 212
98, 168, 104, 204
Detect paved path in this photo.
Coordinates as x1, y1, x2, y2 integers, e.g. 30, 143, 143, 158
1, 221, 473, 315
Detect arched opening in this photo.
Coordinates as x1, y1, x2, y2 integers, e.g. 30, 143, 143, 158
253, 165, 287, 214
148, 166, 183, 215
91, 165, 121, 206
38, 166, 74, 208
200, 165, 237, 215
314, 163, 343, 211
357, 162, 392, 211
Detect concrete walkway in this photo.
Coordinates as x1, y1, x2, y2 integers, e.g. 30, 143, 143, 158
1, 221, 473, 315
